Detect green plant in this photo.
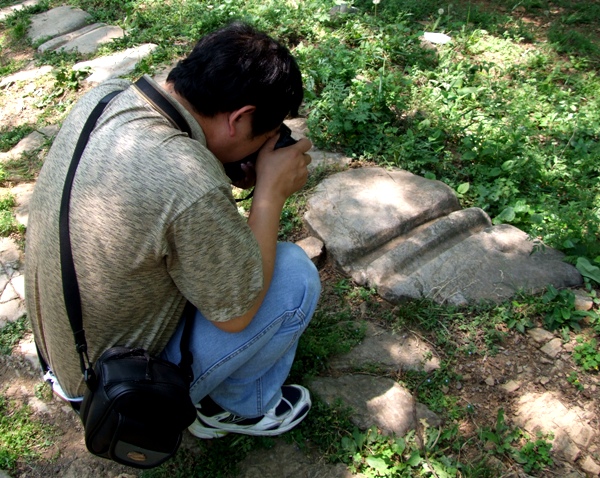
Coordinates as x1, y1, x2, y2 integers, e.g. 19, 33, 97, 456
542, 285, 591, 331
572, 337, 600, 372
567, 371, 584, 391
0, 125, 34, 152
290, 305, 365, 381
0, 193, 19, 236
480, 409, 553, 473
0, 316, 28, 354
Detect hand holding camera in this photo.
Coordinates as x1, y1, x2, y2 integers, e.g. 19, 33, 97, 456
224, 123, 299, 184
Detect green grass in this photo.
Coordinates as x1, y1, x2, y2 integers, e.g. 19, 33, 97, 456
1, 0, 599, 476
0, 394, 55, 472
0, 315, 28, 354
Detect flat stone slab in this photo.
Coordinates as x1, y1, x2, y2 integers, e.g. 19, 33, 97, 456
311, 375, 441, 436
0, 0, 40, 21
305, 167, 460, 267
514, 391, 596, 460
329, 322, 440, 373
0, 298, 26, 328
48, 25, 125, 54
74, 44, 158, 84
0, 131, 46, 163
27, 6, 92, 44
0, 65, 53, 88
12, 182, 35, 228
304, 167, 582, 305
379, 224, 582, 305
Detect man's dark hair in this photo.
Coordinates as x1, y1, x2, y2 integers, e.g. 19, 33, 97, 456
167, 22, 303, 137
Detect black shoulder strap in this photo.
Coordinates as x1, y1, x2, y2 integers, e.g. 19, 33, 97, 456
59, 90, 121, 385
59, 86, 195, 388
134, 76, 192, 137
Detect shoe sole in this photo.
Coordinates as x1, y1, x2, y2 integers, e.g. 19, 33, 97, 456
189, 403, 310, 439
189, 388, 311, 439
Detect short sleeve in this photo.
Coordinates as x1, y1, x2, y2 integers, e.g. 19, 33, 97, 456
166, 185, 263, 322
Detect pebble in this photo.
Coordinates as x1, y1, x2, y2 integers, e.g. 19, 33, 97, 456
539, 376, 551, 385
485, 376, 495, 386
500, 380, 520, 393
541, 338, 563, 358
581, 456, 600, 476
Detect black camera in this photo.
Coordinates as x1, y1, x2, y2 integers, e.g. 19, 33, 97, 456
224, 123, 297, 182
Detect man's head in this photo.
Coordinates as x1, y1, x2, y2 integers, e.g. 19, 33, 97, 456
167, 22, 303, 138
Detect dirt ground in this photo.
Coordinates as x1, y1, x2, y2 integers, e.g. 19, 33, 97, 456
2, 263, 600, 477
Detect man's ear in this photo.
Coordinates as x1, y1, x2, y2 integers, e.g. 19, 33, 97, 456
227, 105, 256, 137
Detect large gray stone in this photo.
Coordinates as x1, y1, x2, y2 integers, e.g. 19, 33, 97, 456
74, 44, 157, 84
0, 131, 46, 163
12, 182, 35, 228
37, 23, 105, 53
305, 167, 460, 268
352, 207, 492, 286
50, 25, 125, 55
304, 166, 582, 305
27, 6, 92, 44
0, 65, 53, 88
378, 224, 582, 305
311, 375, 441, 436
0, 0, 40, 21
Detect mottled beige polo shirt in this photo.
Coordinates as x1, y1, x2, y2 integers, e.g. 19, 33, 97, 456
25, 76, 263, 397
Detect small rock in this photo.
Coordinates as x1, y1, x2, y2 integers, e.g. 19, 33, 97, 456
553, 434, 582, 463
581, 455, 600, 476
538, 376, 550, 385
539, 355, 553, 364
527, 327, 555, 343
295, 236, 324, 265
37, 124, 60, 138
573, 289, 593, 311
28, 397, 50, 414
500, 380, 520, 393
329, 3, 359, 16
485, 376, 495, 386
540, 338, 563, 358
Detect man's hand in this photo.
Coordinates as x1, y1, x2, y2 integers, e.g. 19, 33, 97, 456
253, 135, 312, 204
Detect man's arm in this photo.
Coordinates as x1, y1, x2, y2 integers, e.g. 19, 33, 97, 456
212, 136, 312, 333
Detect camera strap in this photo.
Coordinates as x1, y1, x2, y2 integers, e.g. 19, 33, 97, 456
133, 76, 192, 137
58, 85, 195, 390
134, 76, 255, 202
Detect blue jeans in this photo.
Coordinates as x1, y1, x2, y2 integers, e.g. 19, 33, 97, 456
160, 242, 321, 418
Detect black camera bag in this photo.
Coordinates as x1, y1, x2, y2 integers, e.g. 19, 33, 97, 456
80, 347, 196, 468
57, 80, 198, 469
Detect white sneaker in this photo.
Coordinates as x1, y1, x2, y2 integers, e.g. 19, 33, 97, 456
188, 385, 311, 439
